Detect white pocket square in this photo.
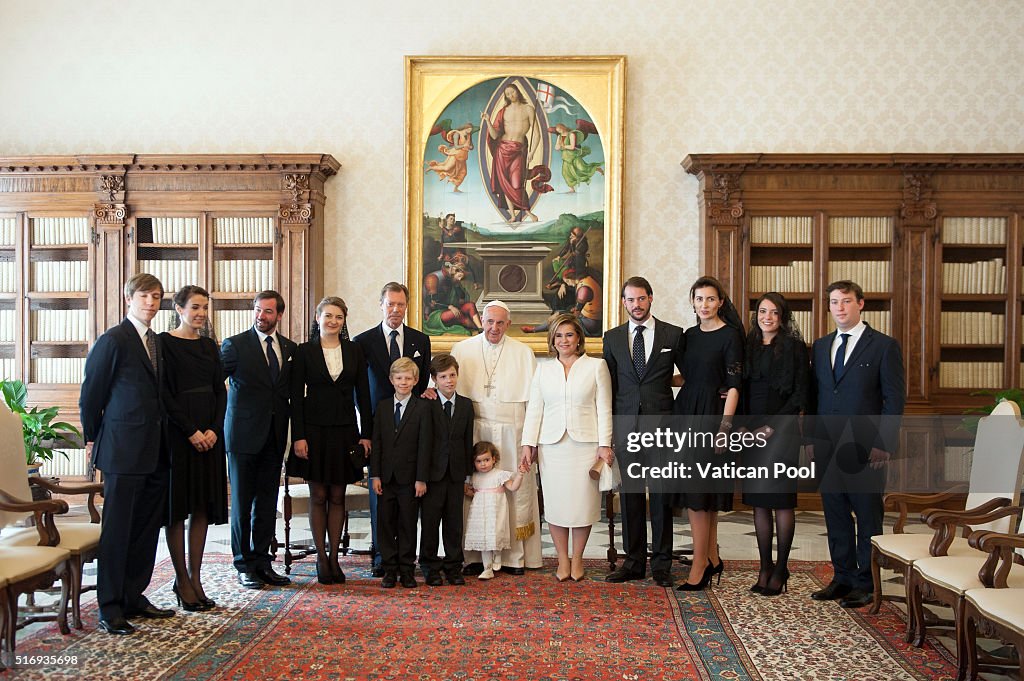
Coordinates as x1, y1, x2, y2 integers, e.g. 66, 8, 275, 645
660, 347, 671, 353
413, 350, 422, 358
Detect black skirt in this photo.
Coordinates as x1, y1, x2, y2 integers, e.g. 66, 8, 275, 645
286, 423, 363, 486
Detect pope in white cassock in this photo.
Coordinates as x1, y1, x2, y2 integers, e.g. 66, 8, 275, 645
451, 300, 543, 571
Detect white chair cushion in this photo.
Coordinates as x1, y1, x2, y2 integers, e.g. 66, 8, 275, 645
913, 555, 1024, 595
0, 546, 68, 581
965, 587, 1024, 635
0, 524, 100, 554
277, 482, 370, 516
872, 534, 978, 561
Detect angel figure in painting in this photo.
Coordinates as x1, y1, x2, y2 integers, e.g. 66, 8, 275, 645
552, 121, 604, 193
480, 84, 552, 223
425, 121, 477, 193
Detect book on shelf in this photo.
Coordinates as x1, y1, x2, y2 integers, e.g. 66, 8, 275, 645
0, 309, 13, 342
153, 309, 179, 334
32, 309, 88, 342
827, 310, 891, 336
214, 217, 274, 245
749, 216, 813, 244
941, 259, 1006, 294
749, 261, 813, 292
39, 448, 89, 477
940, 311, 1005, 345
0, 261, 15, 292
828, 216, 893, 244
942, 217, 1007, 245
214, 260, 274, 293
137, 259, 199, 294
32, 357, 87, 384
31, 217, 90, 246
0, 358, 13, 379
0, 217, 15, 246
790, 310, 813, 338
214, 309, 255, 340
31, 261, 88, 292
149, 217, 200, 245
938, 362, 1004, 389
827, 260, 891, 293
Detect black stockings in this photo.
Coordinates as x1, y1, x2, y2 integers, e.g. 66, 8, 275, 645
753, 507, 795, 590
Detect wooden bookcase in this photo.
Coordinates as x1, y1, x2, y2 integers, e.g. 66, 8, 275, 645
0, 154, 339, 478
683, 153, 1024, 504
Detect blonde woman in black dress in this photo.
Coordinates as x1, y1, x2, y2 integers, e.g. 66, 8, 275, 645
162, 285, 227, 611
288, 297, 372, 584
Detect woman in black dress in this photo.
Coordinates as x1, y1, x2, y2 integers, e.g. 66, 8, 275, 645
288, 296, 372, 584
742, 292, 809, 596
673, 276, 744, 591
162, 285, 227, 611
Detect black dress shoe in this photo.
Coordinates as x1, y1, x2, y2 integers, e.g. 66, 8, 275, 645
502, 566, 525, 576
399, 573, 418, 588
811, 581, 852, 601
424, 572, 444, 586
381, 572, 397, 588
652, 570, 674, 587
371, 565, 386, 578
462, 562, 484, 576
125, 603, 175, 619
238, 571, 264, 589
256, 567, 291, 586
839, 589, 873, 609
605, 567, 645, 583
98, 617, 135, 635
444, 569, 466, 586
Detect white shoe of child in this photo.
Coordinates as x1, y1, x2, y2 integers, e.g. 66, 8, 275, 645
478, 568, 495, 580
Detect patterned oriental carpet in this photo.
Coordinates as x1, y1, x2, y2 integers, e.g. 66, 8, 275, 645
10, 557, 958, 680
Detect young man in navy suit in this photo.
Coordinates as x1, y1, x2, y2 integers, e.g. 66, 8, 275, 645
370, 357, 432, 589
809, 280, 905, 609
221, 290, 297, 589
80, 273, 173, 635
354, 282, 431, 576
419, 353, 474, 586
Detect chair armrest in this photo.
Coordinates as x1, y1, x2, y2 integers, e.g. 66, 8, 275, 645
922, 496, 1011, 526
0, 487, 69, 546
967, 529, 1024, 588
926, 504, 1022, 558
29, 478, 103, 523
884, 486, 968, 533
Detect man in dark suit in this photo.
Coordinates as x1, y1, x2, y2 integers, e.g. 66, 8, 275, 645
221, 290, 297, 589
603, 276, 686, 587
809, 280, 905, 609
80, 273, 174, 635
419, 353, 474, 586
370, 357, 433, 588
353, 282, 431, 576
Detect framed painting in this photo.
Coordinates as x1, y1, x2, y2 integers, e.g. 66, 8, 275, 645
405, 56, 625, 354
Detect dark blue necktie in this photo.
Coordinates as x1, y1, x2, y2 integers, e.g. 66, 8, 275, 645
833, 333, 850, 382
389, 329, 400, 365
444, 400, 453, 420
266, 336, 280, 383
632, 325, 646, 377
394, 401, 402, 430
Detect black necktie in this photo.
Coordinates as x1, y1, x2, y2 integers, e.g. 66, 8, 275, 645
145, 329, 158, 374
389, 329, 400, 365
394, 401, 402, 429
632, 325, 646, 377
833, 333, 850, 382
444, 400, 453, 420
266, 336, 280, 383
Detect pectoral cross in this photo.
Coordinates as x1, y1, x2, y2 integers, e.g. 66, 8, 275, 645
484, 380, 495, 396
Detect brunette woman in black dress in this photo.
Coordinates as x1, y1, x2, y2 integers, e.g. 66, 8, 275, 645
162, 285, 227, 611
288, 297, 372, 584
673, 276, 745, 591
742, 292, 809, 596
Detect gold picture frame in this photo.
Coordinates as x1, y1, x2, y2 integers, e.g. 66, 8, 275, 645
405, 55, 625, 354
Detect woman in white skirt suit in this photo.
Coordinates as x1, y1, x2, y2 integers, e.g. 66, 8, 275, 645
520, 313, 613, 582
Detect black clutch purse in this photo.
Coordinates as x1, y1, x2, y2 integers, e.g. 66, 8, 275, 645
349, 443, 367, 474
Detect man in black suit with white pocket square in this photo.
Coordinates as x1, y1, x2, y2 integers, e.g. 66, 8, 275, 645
221, 290, 297, 589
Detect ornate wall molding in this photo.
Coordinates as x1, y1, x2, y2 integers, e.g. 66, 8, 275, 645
900, 172, 938, 226
93, 203, 127, 224
706, 172, 744, 225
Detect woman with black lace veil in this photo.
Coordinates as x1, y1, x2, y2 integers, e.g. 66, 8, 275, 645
673, 276, 744, 591
742, 292, 809, 597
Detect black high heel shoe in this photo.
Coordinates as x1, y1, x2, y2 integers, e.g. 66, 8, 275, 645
675, 565, 713, 592
198, 596, 216, 609
330, 560, 346, 585
750, 562, 774, 594
708, 559, 724, 585
760, 568, 790, 597
173, 582, 209, 612
316, 559, 335, 585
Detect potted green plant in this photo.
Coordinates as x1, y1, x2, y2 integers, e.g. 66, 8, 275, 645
961, 387, 1024, 435
0, 379, 82, 476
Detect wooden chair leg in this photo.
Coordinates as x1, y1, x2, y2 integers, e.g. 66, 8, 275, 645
963, 604, 979, 681
869, 546, 883, 615
909, 571, 927, 647
954, 598, 968, 681
68, 558, 83, 630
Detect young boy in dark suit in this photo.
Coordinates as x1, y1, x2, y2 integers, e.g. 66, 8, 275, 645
370, 357, 432, 588
419, 353, 475, 586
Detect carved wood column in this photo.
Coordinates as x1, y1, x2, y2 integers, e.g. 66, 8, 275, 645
94, 174, 128, 335
698, 171, 745, 300
278, 172, 324, 341
898, 171, 938, 404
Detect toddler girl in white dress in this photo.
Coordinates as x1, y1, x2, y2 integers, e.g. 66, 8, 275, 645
463, 441, 526, 579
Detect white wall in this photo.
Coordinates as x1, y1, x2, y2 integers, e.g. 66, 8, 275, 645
2, 0, 1021, 331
